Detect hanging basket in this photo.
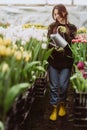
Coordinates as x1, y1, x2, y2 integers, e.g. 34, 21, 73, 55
74, 91, 87, 127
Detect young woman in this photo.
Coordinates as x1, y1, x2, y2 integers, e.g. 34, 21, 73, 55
47, 4, 77, 121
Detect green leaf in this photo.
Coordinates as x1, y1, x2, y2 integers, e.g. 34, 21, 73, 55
0, 121, 4, 130
35, 66, 45, 72
24, 61, 40, 71
32, 42, 41, 61
4, 83, 30, 113
43, 48, 53, 61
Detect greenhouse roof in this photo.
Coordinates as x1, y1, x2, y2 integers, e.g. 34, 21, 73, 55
0, 0, 87, 6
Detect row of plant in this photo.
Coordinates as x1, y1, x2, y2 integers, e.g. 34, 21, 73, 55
0, 23, 87, 129
0, 24, 53, 130
70, 27, 87, 93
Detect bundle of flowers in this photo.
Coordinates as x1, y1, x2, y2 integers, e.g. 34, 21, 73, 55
0, 23, 48, 45
22, 23, 48, 30
70, 27, 87, 93
0, 22, 10, 28
72, 34, 87, 43
77, 27, 87, 34
71, 41, 87, 63
72, 27, 87, 43
0, 34, 52, 125
71, 27, 87, 63
77, 61, 87, 79
70, 63, 87, 92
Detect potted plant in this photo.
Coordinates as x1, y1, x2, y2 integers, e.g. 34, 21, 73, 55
70, 62, 87, 127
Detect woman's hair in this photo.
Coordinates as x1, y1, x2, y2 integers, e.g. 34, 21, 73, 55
52, 4, 68, 20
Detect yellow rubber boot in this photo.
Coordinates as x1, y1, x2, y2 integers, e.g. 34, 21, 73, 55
49, 105, 57, 121
58, 102, 66, 117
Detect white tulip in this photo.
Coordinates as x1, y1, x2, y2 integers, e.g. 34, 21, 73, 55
42, 43, 47, 49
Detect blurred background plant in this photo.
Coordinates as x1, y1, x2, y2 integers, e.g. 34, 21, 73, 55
0, 30, 52, 128
71, 27, 87, 63
70, 64, 87, 92
71, 27, 87, 93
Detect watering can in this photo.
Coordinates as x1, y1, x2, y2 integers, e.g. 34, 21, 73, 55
50, 33, 68, 48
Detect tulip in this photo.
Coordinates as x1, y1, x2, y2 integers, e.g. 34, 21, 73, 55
77, 61, 85, 70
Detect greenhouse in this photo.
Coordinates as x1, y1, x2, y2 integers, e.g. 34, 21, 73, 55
0, 0, 87, 130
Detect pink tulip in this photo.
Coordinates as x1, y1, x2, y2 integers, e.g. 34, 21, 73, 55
83, 72, 87, 79
77, 61, 85, 70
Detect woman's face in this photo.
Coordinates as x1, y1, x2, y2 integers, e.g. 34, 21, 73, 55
53, 9, 64, 23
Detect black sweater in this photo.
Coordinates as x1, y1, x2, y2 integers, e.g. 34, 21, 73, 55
47, 22, 77, 70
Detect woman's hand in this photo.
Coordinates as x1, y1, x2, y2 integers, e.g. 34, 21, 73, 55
55, 47, 64, 53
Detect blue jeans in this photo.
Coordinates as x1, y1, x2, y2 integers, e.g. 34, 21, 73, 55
49, 65, 71, 105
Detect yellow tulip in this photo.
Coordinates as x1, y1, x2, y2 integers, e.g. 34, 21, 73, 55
3, 38, 12, 46
2, 63, 9, 72
12, 44, 18, 50
5, 47, 12, 56
0, 45, 6, 56
20, 46, 24, 52
0, 37, 3, 45
14, 51, 22, 61
23, 51, 32, 62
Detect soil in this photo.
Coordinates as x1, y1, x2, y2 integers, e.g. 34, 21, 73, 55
28, 87, 87, 130
5, 84, 87, 130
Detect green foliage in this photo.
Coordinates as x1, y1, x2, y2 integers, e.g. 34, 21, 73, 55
70, 65, 87, 92
0, 121, 4, 130
71, 42, 87, 63
4, 83, 30, 113
0, 37, 52, 126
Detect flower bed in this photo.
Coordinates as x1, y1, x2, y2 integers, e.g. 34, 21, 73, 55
71, 27, 87, 93
0, 23, 52, 130
70, 27, 87, 127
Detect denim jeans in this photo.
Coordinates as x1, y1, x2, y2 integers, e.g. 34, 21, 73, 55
49, 65, 71, 105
